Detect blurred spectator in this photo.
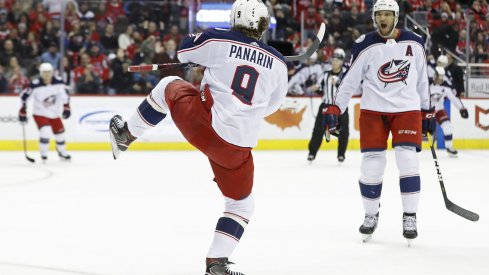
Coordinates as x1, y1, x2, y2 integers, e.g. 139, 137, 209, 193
0, 39, 21, 67
43, 0, 79, 20
76, 64, 102, 94
163, 25, 182, 45
100, 23, 119, 53
0, 16, 11, 40
132, 70, 157, 94
140, 35, 157, 64
40, 20, 58, 50
41, 41, 61, 70
304, 5, 324, 39
79, 2, 95, 21
7, 65, 29, 94
63, 1, 80, 32
0, 65, 7, 93
109, 59, 134, 94
118, 25, 134, 50
152, 39, 184, 79
88, 42, 109, 85
105, 0, 125, 23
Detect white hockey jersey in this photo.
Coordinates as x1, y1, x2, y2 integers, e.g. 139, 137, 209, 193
287, 63, 323, 96
430, 80, 464, 112
178, 29, 288, 147
20, 77, 69, 119
335, 30, 431, 113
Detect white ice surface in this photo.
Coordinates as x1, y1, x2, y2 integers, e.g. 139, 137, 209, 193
0, 150, 487, 275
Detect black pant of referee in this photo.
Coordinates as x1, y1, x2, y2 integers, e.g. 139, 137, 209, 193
308, 102, 349, 162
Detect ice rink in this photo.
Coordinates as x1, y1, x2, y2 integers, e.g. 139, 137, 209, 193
0, 149, 487, 275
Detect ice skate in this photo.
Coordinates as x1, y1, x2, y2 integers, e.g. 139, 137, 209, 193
109, 115, 136, 160
57, 150, 71, 161
205, 258, 244, 275
41, 155, 47, 164
403, 212, 417, 247
359, 212, 379, 242
307, 154, 315, 163
446, 147, 458, 158
337, 155, 345, 163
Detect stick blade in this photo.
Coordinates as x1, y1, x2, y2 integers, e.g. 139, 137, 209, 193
25, 155, 35, 163
446, 200, 480, 221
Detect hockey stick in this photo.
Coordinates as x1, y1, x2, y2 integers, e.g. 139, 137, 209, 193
21, 123, 35, 163
426, 133, 479, 221
127, 23, 326, 72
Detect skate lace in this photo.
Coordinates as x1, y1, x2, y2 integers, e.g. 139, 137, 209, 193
114, 118, 125, 129
403, 216, 417, 231
225, 266, 244, 275
362, 215, 377, 228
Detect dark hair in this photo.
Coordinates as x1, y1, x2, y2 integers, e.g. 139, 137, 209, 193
233, 17, 270, 40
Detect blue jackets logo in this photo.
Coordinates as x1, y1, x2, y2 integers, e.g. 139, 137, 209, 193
79, 110, 118, 132
377, 59, 411, 87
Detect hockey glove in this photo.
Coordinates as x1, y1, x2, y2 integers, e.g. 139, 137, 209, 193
421, 107, 436, 136
62, 104, 71, 119
19, 104, 27, 123
460, 108, 469, 119
322, 104, 341, 137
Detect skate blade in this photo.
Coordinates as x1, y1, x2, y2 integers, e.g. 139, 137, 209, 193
109, 130, 121, 160
362, 234, 372, 243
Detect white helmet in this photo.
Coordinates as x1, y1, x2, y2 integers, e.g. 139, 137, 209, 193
39, 62, 54, 72
230, 0, 269, 32
333, 48, 346, 60
372, 0, 399, 37
437, 55, 448, 68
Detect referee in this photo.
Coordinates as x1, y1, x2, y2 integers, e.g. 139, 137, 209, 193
307, 48, 349, 163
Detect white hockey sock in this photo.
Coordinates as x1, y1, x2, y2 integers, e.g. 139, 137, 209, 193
359, 151, 386, 215
440, 121, 454, 149
54, 132, 67, 154
207, 195, 254, 258
39, 126, 50, 157
395, 146, 420, 213
127, 76, 180, 137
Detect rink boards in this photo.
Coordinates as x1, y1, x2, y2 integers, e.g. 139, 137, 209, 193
0, 95, 488, 150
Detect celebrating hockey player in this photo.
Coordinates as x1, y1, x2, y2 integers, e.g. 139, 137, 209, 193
108, 0, 287, 274
307, 48, 349, 163
19, 63, 72, 162
430, 66, 469, 157
322, 0, 435, 244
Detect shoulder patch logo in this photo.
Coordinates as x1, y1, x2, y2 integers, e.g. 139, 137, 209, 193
193, 32, 203, 43
355, 34, 365, 43
377, 59, 411, 87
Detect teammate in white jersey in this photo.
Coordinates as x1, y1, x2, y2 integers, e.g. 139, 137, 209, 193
430, 66, 468, 157
323, 0, 436, 244
18, 63, 72, 162
108, 0, 287, 274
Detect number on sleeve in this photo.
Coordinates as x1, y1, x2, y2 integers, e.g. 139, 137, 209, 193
231, 65, 259, 105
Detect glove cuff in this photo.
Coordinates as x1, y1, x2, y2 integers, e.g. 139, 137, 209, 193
421, 107, 435, 119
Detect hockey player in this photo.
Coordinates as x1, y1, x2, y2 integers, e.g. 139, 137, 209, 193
322, 0, 435, 244
287, 52, 323, 96
307, 48, 349, 163
18, 63, 72, 162
108, 0, 287, 274
430, 66, 468, 157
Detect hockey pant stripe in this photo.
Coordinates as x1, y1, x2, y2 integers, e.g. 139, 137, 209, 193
40, 138, 49, 144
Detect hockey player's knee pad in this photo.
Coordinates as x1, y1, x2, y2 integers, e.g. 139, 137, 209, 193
39, 126, 51, 139
395, 146, 419, 176
360, 151, 386, 183
149, 76, 183, 113
224, 194, 255, 222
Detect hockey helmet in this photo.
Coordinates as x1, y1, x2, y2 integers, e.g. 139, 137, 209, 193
230, 0, 269, 33
333, 48, 346, 60
372, 0, 399, 36
435, 66, 445, 77
437, 55, 448, 68
39, 63, 54, 72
